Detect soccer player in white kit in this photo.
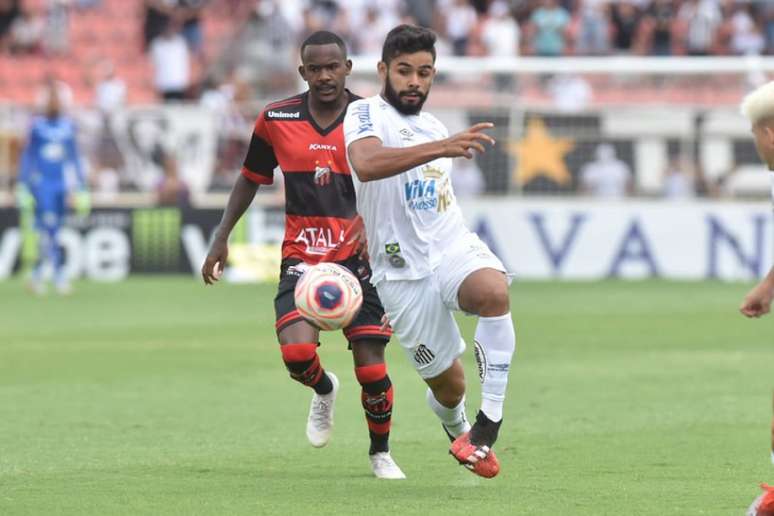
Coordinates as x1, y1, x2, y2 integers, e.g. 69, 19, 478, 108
738, 81, 774, 513
343, 25, 516, 478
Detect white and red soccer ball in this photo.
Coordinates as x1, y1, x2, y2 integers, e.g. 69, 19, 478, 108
294, 263, 363, 331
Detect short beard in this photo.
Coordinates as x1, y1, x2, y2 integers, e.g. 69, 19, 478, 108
384, 73, 427, 115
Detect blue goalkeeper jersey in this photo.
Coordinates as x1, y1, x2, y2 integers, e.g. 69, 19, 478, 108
19, 115, 85, 196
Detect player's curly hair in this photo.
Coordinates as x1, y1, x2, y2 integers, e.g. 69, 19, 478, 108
381, 25, 436, 65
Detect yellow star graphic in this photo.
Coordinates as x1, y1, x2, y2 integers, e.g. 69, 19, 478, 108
508, 118, 575, 186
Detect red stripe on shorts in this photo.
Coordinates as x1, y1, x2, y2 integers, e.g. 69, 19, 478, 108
345, 325, 392, 340
276, 310, 304, 331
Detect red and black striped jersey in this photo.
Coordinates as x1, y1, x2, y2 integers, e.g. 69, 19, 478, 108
241, 90, 362, 265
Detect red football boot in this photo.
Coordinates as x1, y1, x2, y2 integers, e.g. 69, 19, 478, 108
450, 431, 501, 478
749, 483, 774, 516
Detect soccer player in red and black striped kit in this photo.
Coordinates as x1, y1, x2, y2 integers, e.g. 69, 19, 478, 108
201, 31, 405, 479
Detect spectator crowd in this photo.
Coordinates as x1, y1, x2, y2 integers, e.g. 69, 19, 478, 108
254, 0, 774, 58
0, 0, 771, 202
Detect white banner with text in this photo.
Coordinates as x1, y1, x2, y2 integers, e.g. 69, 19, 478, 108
460, 199, 774, 281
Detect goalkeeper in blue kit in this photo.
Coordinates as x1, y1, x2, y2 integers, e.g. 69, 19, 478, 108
17, 81, 88, 294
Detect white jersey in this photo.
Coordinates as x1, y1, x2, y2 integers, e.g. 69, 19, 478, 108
770, 171, 774, 206
344, 95, 468, 285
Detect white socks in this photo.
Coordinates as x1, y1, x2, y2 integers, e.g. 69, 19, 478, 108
474, 312, 516, 423
426, 388, 470, 438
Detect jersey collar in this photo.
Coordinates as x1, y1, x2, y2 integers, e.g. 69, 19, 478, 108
303, 89, 356, 136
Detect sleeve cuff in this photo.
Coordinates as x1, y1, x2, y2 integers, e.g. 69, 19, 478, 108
346, 133, 382, 147
241, 166, 274, 185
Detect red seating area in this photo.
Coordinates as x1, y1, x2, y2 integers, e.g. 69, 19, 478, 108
0, 0, 239, 107
0, 0, 752, 110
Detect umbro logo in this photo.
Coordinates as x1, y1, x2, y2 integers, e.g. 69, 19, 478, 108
413, 344, 435, 366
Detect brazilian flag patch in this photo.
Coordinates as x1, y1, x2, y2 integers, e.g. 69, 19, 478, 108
385, 242, 401, 255
385, 242, 405, 268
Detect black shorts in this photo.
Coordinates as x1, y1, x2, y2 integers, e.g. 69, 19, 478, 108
274, 257, 391, 344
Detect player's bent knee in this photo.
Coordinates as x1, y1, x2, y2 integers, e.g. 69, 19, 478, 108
474, 284, 510, 317
350, 339, 386, 367
460, 270, 510, 316
279, 342, 323, 386
488, 286, 510, 314
433, 388, 464, 408
277, 320, 319, 345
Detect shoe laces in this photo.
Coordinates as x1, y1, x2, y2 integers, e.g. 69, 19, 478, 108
310, 397, 332, 428
371, 453, 395, 470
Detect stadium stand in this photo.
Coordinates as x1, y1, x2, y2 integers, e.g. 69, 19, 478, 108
0, 0, 238, 106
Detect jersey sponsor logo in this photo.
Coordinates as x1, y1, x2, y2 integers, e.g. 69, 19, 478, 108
294, 226, 345, 255
353, 103, 373, 134
399, 128, 414, 141
309, 143, 338, 151
404, 165, 454, 212
413, 344, 435, 366
41, 142, 66, 161
404, 178, 437, 211
423, 165, 454, 212
267, 110, 300, 119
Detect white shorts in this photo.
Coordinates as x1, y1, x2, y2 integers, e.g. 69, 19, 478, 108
375, 232, 507, 379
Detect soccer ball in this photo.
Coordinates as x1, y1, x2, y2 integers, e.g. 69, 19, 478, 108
294, 262, 363, 331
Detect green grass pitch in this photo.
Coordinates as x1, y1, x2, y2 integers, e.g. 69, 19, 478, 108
1, 278, 772, 515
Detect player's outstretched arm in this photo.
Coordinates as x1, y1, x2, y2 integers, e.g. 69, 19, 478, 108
202, 174, 259, 285
348, 123, 495, 182
739, 266, 774, 318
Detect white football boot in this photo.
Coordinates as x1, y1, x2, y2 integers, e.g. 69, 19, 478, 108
306, 372, 339, 447
369, 452, 406, 479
